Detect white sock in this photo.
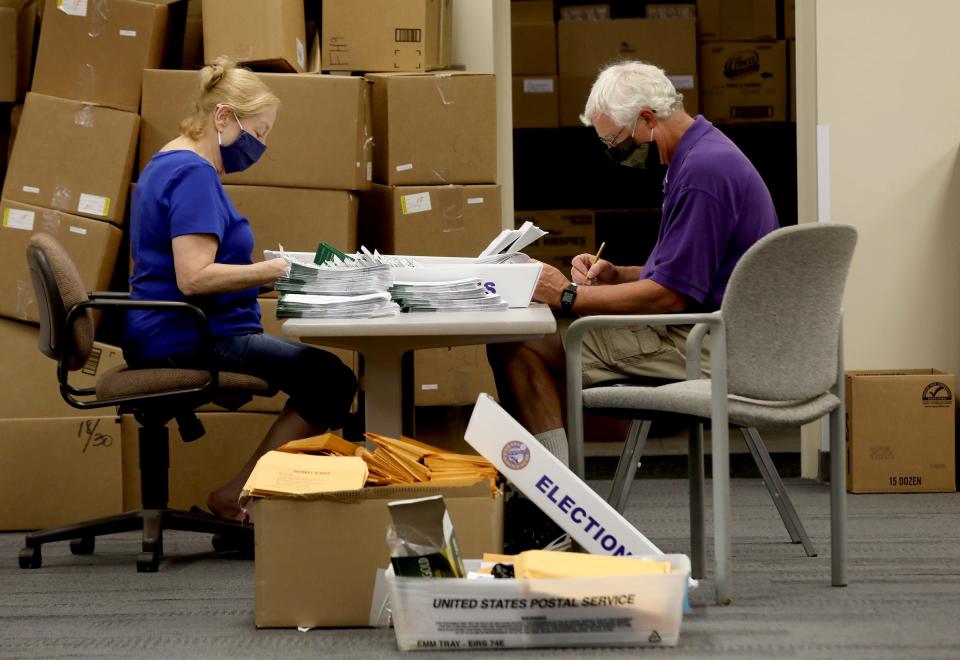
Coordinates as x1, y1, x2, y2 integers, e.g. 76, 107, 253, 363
535, 428, 569, 467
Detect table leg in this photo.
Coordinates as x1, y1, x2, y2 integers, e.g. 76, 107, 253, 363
358, 343, 405, 441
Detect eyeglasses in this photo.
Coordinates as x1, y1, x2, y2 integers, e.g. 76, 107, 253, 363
596, 112, 650, 149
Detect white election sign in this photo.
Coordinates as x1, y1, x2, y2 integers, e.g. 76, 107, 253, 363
464, 394, 662, 557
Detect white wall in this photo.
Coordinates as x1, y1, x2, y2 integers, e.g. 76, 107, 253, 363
814, 1, 960, 374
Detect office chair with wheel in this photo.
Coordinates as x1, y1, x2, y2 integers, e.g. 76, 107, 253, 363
565, 223, 858, 605
19, 233, 278, 572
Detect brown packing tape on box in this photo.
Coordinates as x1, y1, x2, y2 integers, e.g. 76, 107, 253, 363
360, 183, 502, 257
557, 18, 698, 126
321, 0, 452, 73
366, 72, 497, 186
0, 415, 124, 530
0, 199, 123, 323
139, 70, 372, 191
0, 0, 36, 103
32, 0, 187, 113
202, 0, 305, 73
1, 93, 139, 225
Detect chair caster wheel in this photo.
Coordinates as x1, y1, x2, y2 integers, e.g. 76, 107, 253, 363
19, 547, 41, 569
70, 537, 95, 555
136, 552, 160, 573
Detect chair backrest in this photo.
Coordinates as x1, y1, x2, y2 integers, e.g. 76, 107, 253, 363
721, 223, 858, 401
26, 233, 94, 371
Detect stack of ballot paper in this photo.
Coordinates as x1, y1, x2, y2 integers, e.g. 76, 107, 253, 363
476, 220, 549, 264
272, 246, 401, 319
390, 278, 509, 312
273, 432, 499, 488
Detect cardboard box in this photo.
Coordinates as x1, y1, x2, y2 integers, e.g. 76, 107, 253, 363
254, 480, 503, 628
846, 370, 956, 494
415, 345, 497, 407
0, 199, 123, 322
0, 0, 37, 103
646, 4, 696, 19
0, 416, 124, 530
465, 394, 662, 556
140, 70, 372, 191
558, 4, 610, 21
32, 0, 186, 113
512, 76, 559, 129
121, 411, 278, 510
222, 185, 357, 258
699, 40, 787, 123
202, 0, 305, 72
696, 0, 777, 42
2, 93, 139, 225
511, 0, 556, 76
321, 0, 452, 73
0, 319, 127, 419
367, 72, 497, 186
557, 18, 697, 127
515, 208, 595, 272
359, 183, 502, 257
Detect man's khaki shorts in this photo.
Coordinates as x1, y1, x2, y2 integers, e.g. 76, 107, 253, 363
559, 319, 710, 388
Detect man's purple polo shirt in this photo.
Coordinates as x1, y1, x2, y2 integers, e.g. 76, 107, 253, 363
639, 116, 778, 311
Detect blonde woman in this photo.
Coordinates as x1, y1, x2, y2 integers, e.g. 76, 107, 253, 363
124, 58, 357, 521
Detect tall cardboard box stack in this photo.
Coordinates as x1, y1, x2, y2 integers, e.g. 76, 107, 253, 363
313, 0, 498, 412
511, 1, 559, 129
696, 0, 788, 123
558, 16, 698, 127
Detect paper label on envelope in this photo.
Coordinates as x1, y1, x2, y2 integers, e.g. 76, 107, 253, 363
242, 452, 368, 497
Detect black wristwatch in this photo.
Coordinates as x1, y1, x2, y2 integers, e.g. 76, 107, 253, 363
560, 282, 578, 313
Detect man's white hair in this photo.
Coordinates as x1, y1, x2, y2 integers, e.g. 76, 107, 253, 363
580, 61, 684, 128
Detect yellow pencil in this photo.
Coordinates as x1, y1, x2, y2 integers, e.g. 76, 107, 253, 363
593, 241, 607, 265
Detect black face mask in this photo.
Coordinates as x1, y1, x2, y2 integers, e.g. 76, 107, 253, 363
605, 127, 660, 170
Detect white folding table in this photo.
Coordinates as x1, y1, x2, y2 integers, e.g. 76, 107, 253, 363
283, 304, 557, 439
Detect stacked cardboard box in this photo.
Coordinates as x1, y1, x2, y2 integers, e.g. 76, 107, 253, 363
511, 1, 559, 129
0, 0, 188, 323
557, 16, 698, 127
696, 0, 788, 123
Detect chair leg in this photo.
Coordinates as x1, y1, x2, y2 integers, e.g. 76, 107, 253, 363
740, 428, 817, 559
607, 420, 651, 514
688, 422, 706, 580
829, 406, 847, 586
711, 417, 732, 605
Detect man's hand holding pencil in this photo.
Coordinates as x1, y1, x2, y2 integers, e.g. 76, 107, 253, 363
571, 241, 617, 285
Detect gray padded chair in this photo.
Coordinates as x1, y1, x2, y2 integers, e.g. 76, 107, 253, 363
20, 233, 277, 572
565, 223, 858, 605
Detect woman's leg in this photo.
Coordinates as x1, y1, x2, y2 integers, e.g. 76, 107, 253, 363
206, 405, 322, 520
203, 333, 358, 521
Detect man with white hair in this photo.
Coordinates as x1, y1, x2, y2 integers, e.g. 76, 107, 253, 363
490, 61, 778, 465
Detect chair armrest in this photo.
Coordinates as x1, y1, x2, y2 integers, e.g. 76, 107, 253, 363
564, 312, 723, 478
685, 322, 710, 380
88, 291, 132, 300
58, 298, 219, 410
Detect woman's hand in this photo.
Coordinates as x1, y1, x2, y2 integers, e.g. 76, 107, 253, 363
571, 253, 617, 285
262, 258, 289, 282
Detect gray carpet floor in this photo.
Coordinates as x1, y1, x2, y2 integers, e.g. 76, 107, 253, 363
2, 478, 959, 659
